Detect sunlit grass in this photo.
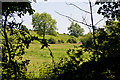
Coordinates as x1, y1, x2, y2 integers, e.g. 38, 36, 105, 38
23, 43, 80, 73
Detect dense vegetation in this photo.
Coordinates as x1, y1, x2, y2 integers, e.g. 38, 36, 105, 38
2, 1, 120, 80
2, 2, 40, 79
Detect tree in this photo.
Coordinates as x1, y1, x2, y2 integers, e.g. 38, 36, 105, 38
1, 2, 40, 79
95, 1, 120, 21
68, 22, 84, 37
96, 21, 120, 56
32, 12, 58, 36
95, 1, 120, 56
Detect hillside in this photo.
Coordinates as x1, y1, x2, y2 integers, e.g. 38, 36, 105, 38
29, 30, 83, 44
1, 30, 83, 44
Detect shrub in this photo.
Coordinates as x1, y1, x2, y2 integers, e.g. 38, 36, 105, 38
61, 39, 64, 43
58, 40, 61, 43
80, 33, 93, 48
48, 37, 56, 44
58, 39, 64, 43
67, 37, 77, 43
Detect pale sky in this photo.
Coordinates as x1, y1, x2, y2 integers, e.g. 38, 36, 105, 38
22, 1, 105, 34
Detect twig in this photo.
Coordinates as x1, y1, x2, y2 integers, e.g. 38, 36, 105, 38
82, 15, 92, 33
68, 18, 73, 22
66, 2, 91, 14
55, 11, 91, 27
95, 17, 105, 25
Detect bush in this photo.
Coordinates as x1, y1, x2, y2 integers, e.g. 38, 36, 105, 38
61, 39, 64, 43
58, 40, 61, 43
80, 33, 93, 48
58, 39, 64, 43
67, 37, 77, 43
48, 37, 56, 44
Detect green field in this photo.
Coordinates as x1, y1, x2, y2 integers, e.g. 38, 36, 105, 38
24, 43, 80, 73
23, 42, 92, 79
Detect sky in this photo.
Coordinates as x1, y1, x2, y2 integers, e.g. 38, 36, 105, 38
22, 1, 106, 34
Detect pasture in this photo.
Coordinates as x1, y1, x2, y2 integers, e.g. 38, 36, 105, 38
24, 43, 80, 73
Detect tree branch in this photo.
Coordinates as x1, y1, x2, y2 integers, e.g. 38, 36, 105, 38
95, 17, 105, 25
3, 14, 12, 62
82, 15, 92, 33
66, 2, 91, 14
55, 11, 91, 27
48, 47, 55, 68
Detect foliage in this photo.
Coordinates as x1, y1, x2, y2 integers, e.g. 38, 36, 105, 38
48, 37, 56, 44
1, 2, 41, 79
95, 1, 120, 21
96, 21, 120, 56
51, 52, 120, 80
2, 2, 34, 17
49, 47, 92, 80
32, 12, 58, 36
67, 37, 77, 43
38, 63, 54, 79
80, 33, 93, 48
68, 22, 84, 37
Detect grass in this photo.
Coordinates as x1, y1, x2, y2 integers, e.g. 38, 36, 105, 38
23, 43, 92, 79
24, 43, 80, 73
23, 31, 84, 73
29, 31, 83, 43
